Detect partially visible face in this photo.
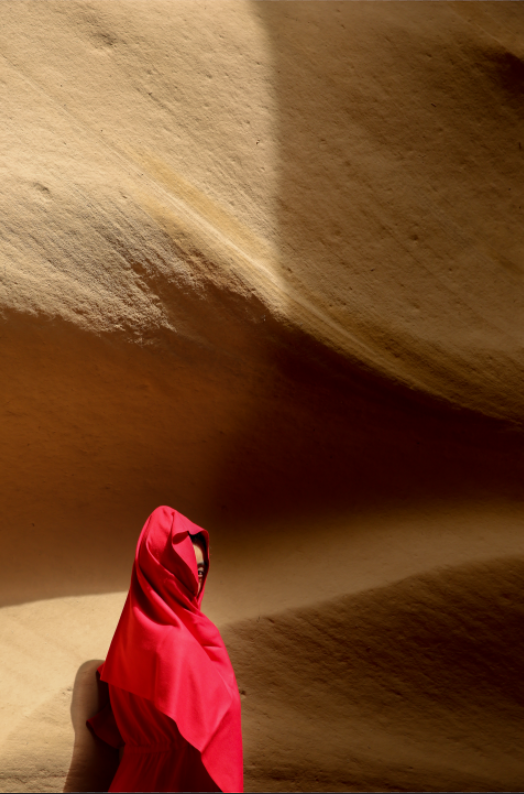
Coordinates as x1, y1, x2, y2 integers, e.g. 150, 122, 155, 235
191, 541, 206, 595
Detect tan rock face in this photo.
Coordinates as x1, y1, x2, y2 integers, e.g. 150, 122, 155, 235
1, 2, 523, 791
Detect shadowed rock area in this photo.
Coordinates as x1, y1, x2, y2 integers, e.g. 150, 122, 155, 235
225, 556, 524, 792
0, 1, 523, 791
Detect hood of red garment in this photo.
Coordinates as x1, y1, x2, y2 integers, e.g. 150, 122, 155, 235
139, 507, 210, 609
100, 506, 243, 793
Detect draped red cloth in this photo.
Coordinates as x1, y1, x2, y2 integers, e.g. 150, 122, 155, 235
92, 506, 243, 793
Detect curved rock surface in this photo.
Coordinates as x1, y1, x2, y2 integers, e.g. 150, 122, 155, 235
227, 556, 524, 792
1, 2, 523, 791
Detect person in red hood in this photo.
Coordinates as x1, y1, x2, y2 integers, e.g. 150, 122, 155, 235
63, 506, 243, 793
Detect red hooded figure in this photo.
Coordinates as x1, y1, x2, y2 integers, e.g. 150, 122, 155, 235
87, 506, 243, 793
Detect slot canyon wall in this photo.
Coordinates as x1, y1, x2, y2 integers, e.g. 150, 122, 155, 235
1, 1, 524, 791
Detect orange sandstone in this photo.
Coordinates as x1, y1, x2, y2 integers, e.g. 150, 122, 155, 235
0, 2, 523, 791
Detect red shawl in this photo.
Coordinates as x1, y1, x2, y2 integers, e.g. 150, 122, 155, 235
99, 506, 243, 793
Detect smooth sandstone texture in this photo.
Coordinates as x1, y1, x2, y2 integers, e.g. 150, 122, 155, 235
1, 2, 523, 791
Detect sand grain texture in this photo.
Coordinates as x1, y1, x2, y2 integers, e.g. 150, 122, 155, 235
1, 2, 523, 791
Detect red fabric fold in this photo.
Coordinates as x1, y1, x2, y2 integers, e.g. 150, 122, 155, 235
99, 506, 243, 793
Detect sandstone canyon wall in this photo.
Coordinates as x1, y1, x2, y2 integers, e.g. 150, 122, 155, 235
1, 2, 523, 791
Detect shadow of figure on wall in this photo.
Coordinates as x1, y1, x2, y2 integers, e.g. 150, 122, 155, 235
63, 660, 118, 793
